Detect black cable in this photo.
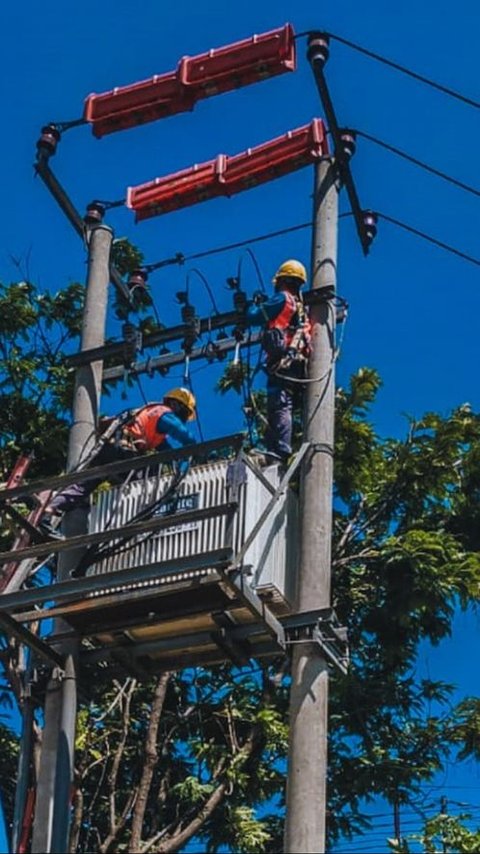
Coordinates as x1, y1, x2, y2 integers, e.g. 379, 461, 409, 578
181, 221, 313, 261
378, 211, 480, 267
187, 268, 221, 315
184, 371, 205, 443
135, 375, 148, 405
356, 130, 480, 198
237, 248, 266, 293
326, 31, 480, 111
75, 464, 187, 572
144, 215, 350, 270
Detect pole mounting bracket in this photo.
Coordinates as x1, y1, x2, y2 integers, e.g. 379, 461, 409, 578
283, 608, 349, 675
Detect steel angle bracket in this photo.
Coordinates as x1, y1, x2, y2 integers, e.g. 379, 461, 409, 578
283, 608, 349, 675
0, 611, 65, 671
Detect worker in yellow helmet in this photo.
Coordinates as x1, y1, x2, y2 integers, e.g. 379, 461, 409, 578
245, 259, 311, 464
39, 388, 197, 540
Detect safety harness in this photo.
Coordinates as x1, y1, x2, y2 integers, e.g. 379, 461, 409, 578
262, 290, 311, 377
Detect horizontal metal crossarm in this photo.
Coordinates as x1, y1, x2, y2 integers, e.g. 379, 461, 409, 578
0, 549, 233, 614
66, 309, 246, 368
0, 502, 237, 566
231, 441, 310, 568
0, 611, 64, 669
0, 433, 244, 505
102, 332, 263, 383
66, 290, 342, 370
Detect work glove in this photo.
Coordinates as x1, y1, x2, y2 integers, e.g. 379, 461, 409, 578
252, 290, 267, 306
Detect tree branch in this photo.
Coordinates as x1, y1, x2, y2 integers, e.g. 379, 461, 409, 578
128, 672, 171, 853
104, 680, 136, 844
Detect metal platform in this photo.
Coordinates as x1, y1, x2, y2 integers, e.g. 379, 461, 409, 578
0, 552, 348, 681
0, 549, 288, 678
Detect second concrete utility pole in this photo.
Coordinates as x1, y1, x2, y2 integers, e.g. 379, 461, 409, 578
284, 156, 339, 854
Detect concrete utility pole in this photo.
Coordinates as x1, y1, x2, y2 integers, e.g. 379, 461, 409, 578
31, 223, 113, 853
284, 157, 339, 854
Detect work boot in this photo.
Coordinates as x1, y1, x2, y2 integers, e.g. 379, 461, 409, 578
38, 513, 64, 540
248, 449, 284, 467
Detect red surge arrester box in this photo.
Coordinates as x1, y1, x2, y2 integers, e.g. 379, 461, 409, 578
84, 23, 296, 137
126, 119, 329, 221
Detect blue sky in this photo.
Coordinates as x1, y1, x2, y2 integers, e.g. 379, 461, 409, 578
2, 0, 479, 850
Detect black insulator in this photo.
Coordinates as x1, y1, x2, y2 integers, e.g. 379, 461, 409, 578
181, 303, 196, 324
204, 341, 217, 362
122, 322, 142, 366
84, 201, 105, 225
36, 124, 61, 157
215, 330, 229, 361
226, 276, 240, 290
233, 289, 248, 312
339, 129, 357, 161
128, 268, 148, 290
307, 32, 330, 69
362, 210, 378, 246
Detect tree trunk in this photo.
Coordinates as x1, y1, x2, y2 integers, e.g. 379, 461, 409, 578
128, 672, 170, 853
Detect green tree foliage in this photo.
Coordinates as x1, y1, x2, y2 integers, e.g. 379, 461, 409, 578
0, 279, 83, 480
389, 812, 480, 853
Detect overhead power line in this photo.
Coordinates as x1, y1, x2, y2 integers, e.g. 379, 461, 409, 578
145, 215, 352, 271
356, 130, 480, 198
148, 210, 480, 274
378, 211, 480, 267
326, 31, 480, 110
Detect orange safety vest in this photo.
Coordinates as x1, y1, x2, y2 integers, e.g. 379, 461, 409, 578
267, 291, 311, 354
123, 403, 171, 451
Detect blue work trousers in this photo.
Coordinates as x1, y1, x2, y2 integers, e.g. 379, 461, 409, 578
265, 377, 299, 460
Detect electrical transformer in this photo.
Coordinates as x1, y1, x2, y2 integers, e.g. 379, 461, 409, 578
88, 458, 298, 614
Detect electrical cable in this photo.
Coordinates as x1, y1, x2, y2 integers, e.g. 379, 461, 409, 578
356, 130, 480, 198
75, 463, 188, 572
187, 268, 221, 315
237, 248, 266, 293
184, 371, 205, 443
377, 211, 480, 266
143, 215, 351, 271
135, 375, 149, 406
325, 31, 480, 111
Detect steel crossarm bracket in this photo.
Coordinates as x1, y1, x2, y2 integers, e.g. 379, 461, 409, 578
216, 565, 286, 650
103, 331, 263, 383
230, 442, 310, 569
35, 155, 132, 301
307, 34, 371, 255
0, 611, 64, 670
283, 608, 349, 675
239, 452, 277, 496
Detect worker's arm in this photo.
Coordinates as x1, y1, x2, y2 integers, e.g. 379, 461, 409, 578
157, 411, 196, 448
245, 292, 287, 326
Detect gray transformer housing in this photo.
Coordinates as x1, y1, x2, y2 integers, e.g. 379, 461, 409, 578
88, 458, 298, 614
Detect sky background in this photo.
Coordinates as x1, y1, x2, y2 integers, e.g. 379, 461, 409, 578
2, 0, 479, 850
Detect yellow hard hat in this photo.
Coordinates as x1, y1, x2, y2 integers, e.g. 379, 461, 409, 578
164, 387, 196, 420
272, 259, 308, 286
